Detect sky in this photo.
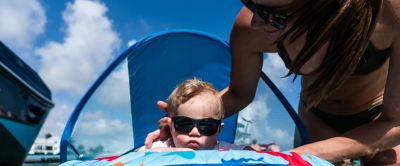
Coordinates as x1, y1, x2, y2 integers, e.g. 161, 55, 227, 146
0, 0, 302, 145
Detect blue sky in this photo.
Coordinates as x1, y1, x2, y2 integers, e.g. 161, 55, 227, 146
0, 0, 301, 140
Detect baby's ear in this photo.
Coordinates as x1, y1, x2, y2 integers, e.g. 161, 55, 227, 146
219, 123, 224, 133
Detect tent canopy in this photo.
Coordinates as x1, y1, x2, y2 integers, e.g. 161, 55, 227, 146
60, 30, 309, 163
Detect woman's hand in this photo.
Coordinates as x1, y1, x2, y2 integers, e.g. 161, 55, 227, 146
139, 147, 194, 153
144, 101, 172, 146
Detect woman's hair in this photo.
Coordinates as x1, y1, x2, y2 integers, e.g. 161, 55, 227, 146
166, 77, 224, 119
277, 0, 383, 108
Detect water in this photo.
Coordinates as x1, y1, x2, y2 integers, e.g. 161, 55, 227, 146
23, 155, 63, 166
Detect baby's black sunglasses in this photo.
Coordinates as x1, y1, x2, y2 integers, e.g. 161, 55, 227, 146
171, 116, 221, 136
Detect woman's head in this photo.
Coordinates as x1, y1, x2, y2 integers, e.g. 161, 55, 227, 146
246, 0, 383, 108
243, 0, 309, 40
242, 0, 306, 30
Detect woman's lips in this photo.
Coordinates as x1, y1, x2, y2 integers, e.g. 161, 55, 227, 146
188, 140, 199, 147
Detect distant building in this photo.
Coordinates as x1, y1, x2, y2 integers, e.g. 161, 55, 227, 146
29, 136, 60, 155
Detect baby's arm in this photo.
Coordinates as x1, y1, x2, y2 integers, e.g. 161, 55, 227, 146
139, 147, 194, 152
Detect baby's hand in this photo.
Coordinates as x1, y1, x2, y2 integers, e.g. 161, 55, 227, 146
139, 147, 194, 153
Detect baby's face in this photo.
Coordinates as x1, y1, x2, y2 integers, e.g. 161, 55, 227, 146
170, 93, 223, 150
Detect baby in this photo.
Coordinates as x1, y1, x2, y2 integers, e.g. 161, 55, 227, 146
139, 77, 252, 152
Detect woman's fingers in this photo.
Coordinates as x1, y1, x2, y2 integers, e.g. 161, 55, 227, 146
157, 101, 168, 112
145, 129, 160, 146
157, 117, 171, 129
144, 102, 170, 146
159, 117, 172, 140
145, 117, 172, 146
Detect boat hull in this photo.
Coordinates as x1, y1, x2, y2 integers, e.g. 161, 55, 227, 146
0, 41, 54, 165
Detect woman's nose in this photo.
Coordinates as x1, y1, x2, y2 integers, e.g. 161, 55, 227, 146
189, 126, 201, 137
251, 13, 268, 30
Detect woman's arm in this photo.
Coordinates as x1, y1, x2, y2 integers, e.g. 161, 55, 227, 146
221, 7, 277, 118
145, 7, 276, 145
292, 1, 400, 161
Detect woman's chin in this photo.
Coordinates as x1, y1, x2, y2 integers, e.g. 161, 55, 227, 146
266, 33, 280, 41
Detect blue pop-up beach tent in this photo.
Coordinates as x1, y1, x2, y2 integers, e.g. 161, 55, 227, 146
59, 30, 318, 165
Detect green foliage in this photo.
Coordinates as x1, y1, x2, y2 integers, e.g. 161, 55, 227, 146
45, 133, 52, 139
89, 145, 104, 154
69, 138, 76, 144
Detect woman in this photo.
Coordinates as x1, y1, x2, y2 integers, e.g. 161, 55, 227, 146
147, 0, 400, 165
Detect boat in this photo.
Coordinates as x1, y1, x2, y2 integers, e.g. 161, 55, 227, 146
0, 41, 55, 165
29, 136, 61, 155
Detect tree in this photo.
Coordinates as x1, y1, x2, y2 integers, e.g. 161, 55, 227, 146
69, 138, 76, 144
44, 133, 52, 155
89, 145, 104, 154
45, 133, 52, 139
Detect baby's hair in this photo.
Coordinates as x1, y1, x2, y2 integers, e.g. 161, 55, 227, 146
166, 76, 224, 119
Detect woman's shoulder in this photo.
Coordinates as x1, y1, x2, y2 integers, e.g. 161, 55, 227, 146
380, 0, 400, 36
231, 7, 277, 53
371, 0, 400, 50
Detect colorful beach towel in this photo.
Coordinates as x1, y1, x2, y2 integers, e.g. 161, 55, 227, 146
60, 150, 333, 166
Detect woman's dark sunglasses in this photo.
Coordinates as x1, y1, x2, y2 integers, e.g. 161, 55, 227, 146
172, 116, 221, 136
240, 0, 302, 30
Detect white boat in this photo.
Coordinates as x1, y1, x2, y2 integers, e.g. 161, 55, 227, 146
29, 136, 60, 155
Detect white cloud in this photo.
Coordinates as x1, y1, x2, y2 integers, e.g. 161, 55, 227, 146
73, 111, 132, 137
236, 94, 271, 144
264, 126, 293, 145
127, 39, 137, 47
94, 59, 131, 109
262, 53, 293, 91
0, 0, 46, 48
35, 0, 121, 95
235, 91, 295, 150
71, 110, 133, 153
0, 0, 46, 67
240, 95, 271, 124
37, 99, 75, 138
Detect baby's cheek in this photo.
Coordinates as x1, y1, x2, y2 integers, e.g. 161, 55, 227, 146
174, 134, 189, 148
203, 135, 219, 149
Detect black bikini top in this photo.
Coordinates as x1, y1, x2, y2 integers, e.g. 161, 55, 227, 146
277, 42, 391, 76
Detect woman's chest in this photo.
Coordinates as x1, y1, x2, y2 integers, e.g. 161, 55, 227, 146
281, 34, 328, 75
301, 63, 389, 114
280, 22, 392, 76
